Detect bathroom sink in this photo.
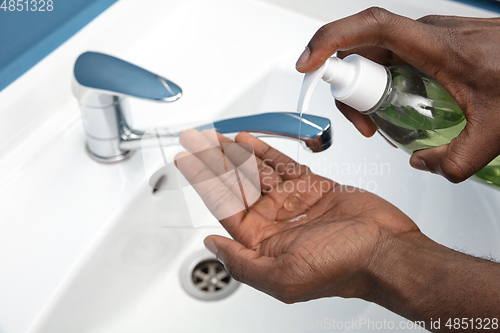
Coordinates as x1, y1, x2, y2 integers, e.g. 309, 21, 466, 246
1, 0, 499, 332
30, 62, 500, 333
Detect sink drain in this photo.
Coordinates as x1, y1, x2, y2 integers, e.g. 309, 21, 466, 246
180, 250, 239, 301
192, 260, 231, 292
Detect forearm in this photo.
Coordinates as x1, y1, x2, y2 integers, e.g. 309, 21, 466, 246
366, 232, 500, 332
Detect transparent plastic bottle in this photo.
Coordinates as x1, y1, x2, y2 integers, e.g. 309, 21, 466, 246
368, 66, 500, 188
301, 54, 500, 188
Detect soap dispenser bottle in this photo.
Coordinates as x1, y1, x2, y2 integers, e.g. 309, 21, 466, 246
301, 54, 500, 188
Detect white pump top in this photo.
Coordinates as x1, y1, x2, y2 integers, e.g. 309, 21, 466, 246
298, 54, 389, 114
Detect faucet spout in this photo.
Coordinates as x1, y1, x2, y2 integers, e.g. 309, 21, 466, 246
120, 112, 332, 153
73, 52, 332, 163
198, 112, 332, 152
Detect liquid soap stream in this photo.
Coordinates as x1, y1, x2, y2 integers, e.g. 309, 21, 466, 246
297, 104, 305, 163
297, 62, 327, 162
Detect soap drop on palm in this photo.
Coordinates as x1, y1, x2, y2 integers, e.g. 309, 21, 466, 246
284, 194, 302, 212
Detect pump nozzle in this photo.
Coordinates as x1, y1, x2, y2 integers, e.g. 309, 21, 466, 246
300, 55, 390, 113
297, 61, 329, 114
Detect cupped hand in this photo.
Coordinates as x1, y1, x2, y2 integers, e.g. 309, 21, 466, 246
296, 8, 500, 183
175, 130, 419, 303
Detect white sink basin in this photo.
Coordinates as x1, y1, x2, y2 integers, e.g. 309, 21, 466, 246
1, 0, 499, 332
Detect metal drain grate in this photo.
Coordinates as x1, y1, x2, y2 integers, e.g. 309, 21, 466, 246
181, 250, 240, 301
192, 260, 231, 293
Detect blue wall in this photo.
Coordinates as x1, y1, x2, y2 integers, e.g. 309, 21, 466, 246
0, 0, 118, 91
0, 0, 499, 92
451, 0, 500, 13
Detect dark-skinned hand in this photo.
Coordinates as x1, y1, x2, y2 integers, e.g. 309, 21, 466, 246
175, 129, 419, 303
175, 130, 500, 332
296, 8, 500, 183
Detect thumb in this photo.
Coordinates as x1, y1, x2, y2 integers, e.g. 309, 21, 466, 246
204, 235, 275, 285
410, 122, 499, 183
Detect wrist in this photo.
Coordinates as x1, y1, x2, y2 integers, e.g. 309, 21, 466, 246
364, 231, 454, 322
363, 230, 500, 331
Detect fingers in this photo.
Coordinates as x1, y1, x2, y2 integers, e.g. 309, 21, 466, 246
337, 46, 393, 66
174, 150, 247, 224
177, 130, 282, 244
179, 130, 263, 206
211, 132, 282, 193
176, 149, 275, 244
179, 129, 254, 203
235, 132, 310, 180
337, 46, 407, 67
178, 129, 225, 176
410, 120, 500, 183
335, 100, 378, 137
197, 130, 262, 207
296, 7, 440, 74
204, 235, 278, 288
417, 14, 482, 26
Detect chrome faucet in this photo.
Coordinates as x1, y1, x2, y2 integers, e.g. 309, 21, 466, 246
72, 52, 332, 163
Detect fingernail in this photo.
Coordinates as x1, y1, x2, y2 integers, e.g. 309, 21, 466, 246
204, 238, 217, 255
410, 157, 429, 172
296, 47, 310, 69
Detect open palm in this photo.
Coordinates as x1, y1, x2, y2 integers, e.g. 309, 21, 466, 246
176, 130, 419, 303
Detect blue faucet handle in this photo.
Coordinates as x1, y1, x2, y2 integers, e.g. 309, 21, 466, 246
74, 51, 182, 102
